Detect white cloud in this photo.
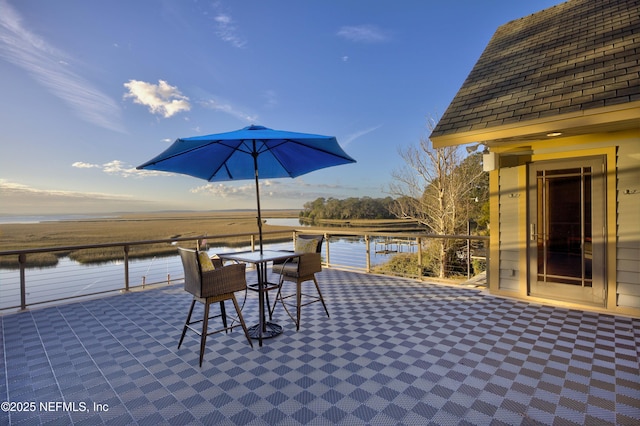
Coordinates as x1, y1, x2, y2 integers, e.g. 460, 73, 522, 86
190, 179, 355, 201
342, 125, 382, 147
0, 178, 124, 199
337, 25, 390, 43
73, 159, 166, 178
102, 160, 141, 177
199, 98, 257, 123
0, 0, 125, 132
0, 178, 160, 214
213, 13, 247, 48
71, 162, 100, 169
0, 179, 32, 193
190, 182, 255, 198
123, 80, 191, 118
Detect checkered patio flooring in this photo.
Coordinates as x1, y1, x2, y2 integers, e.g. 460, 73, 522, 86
1, 269, 639, 425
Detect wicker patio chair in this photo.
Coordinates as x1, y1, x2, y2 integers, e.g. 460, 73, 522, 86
177, 248, 253, 366
271, 234, 329, 331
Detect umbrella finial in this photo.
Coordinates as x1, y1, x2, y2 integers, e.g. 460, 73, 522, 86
245, 124, 267, 131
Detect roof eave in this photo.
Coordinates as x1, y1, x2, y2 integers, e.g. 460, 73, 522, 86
430, 101, 640, 148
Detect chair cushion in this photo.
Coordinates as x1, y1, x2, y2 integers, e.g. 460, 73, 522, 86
198, 251, 215, 272
273, 262, 299, 276
295, 237, 318, 253
273, 253, 321, 278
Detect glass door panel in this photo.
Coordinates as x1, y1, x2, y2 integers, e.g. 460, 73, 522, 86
528, 158, 605, 305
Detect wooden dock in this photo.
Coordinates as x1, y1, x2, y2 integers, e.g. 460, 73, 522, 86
374, 238, 417, 254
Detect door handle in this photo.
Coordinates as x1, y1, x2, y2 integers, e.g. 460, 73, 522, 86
530, 223, 537, 241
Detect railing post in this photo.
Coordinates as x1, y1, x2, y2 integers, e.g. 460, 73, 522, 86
251, 235, 255, 252
467, 237, 471, 280
485, 243, 490, 288
365, 234, 371, 273
417, 237, 422, 268
324, 233, 330, 267
124, 245, 130, 292
18, 254, 26, 310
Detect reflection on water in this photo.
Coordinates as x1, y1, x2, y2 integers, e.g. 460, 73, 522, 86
0, 239, 415, 310
264, 218, 308, 227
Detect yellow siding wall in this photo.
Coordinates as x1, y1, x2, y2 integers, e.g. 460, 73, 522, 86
616, 139, 640, 308
498, 167, 522, 292
492, 130, 640, 316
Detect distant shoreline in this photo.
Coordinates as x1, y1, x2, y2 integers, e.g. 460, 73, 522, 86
0, 209, 301, 225
0, 210, 302, 268
0, 214, 117, 224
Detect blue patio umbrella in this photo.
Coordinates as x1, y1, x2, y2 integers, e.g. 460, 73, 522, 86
137, 125, 356, 253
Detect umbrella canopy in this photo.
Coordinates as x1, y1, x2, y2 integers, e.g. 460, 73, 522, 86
137, 125, 356, 253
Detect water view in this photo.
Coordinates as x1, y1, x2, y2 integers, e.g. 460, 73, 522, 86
0, 214, 116, 224
0, 237, 416, 311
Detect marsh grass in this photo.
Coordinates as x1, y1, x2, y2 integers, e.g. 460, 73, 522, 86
0, 210, 419, 269
0, 211, 299, 268
8, 253, 61, 269
373, 253, 430, 277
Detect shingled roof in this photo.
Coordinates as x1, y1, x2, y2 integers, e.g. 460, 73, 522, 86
430, 0, 640, 144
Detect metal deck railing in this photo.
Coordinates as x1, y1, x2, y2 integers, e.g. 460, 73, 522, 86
0, 230, 488, 312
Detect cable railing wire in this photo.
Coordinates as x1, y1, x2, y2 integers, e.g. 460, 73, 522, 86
0, 230, 488, 312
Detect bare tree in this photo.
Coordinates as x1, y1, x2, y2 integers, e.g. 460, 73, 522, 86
388, 118, 485, 278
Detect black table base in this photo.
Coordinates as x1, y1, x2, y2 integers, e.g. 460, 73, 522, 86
247, 321, 283, 340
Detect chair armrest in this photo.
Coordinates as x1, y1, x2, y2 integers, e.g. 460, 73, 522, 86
272, 253, 320, 277
200, 263, 247, 297
273, 250, 295, 266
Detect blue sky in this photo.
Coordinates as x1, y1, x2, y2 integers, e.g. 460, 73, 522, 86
0, 0, 561, 215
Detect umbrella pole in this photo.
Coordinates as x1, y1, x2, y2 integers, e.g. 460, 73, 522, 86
252, 146, 264, 255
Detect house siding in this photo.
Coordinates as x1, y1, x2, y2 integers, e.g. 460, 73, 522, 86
498, 167, 522, 292
616, 140, 640, 308
431, 0, 640, 316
